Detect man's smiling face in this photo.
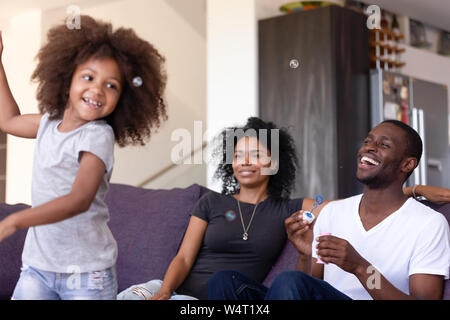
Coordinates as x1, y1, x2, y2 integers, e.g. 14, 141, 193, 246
356, 122, 409, 188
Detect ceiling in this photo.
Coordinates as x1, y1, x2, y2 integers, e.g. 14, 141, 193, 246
1, 0, 449, 32
256, 0, 450, 32
0, 0, 114, 20
0, 0, 74, 19
360, 0, 450, 31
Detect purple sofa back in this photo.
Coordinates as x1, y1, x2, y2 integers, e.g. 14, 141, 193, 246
0, 183, 210, 299
105, 183, 210, 292
0, 203, 29, 299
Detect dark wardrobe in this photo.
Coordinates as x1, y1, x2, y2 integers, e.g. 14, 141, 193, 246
259, 5, 370, 200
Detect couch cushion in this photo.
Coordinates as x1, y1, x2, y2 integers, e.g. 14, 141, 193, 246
419, 202, 450, 299
106, 183, 208, 292
0, 203, 31, 300
0, 183, 209, 298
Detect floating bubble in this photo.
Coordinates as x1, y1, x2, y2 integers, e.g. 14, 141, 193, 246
289, 59, 299, 69
132, 76, 143, 87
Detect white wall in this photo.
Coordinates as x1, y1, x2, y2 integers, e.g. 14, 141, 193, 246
3, 0, 207, 204
401, 44, 450, 142
206, 0, 258, 191
3, 11, 41, 204
78, 0, 207, 189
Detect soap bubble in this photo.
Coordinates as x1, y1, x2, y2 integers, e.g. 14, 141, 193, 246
289, 59, 299, 69
132, 76, 143, 87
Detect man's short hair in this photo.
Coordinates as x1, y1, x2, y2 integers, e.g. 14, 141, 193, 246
381, 120, 423, 179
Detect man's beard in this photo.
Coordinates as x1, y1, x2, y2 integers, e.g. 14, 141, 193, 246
357, 173, 392, 189
357, 161, 402, 189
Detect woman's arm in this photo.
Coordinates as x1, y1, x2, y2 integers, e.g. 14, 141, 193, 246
403, 185, 450, 203
0, 30, 41, 138
303, 183, 450, 214
150, 216, 208, 300
302, 198, 331, 215
0, 151, 105, 242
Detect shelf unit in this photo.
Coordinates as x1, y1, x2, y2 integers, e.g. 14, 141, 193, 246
370, 28, 406, 70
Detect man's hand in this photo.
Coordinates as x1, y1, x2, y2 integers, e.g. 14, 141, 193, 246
316, 235, 369, 275
285, 210, 314, 256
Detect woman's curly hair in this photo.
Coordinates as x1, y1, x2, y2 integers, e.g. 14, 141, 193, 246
213, 117, 298, 200
31, 15, 167, 146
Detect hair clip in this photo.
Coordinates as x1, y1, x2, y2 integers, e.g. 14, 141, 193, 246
132, 76, 143, 87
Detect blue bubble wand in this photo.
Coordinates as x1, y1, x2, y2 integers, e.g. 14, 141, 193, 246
302, 195, 324, 224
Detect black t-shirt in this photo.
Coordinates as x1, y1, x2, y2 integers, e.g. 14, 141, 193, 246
177, 191, 303, 299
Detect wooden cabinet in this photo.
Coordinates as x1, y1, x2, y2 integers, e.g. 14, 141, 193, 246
259, 5, 370, 199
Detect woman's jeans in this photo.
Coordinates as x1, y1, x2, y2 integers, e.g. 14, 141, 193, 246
12, 264, 117, 300
207, 270, 352, 300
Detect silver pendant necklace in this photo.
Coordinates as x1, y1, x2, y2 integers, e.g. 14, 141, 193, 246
236, 195, 259, 241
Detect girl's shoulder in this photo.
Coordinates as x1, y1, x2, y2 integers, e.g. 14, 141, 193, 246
81, 120, 115, 140
84, 119, 113, 131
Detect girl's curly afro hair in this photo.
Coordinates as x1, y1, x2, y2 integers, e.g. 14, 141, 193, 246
213, 117, 298, 200
31, 15, 167, 146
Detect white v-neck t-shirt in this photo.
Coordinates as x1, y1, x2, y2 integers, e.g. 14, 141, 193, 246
312, 194, 450, 300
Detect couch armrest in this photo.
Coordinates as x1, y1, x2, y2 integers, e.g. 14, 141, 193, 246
0, 203, 30, 300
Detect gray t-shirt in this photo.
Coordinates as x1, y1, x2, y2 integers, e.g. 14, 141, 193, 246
177, 191, 303, 299
22, 113, 117, 273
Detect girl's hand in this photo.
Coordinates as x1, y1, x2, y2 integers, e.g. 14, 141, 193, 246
149, 289, 172, 300
0, 215, 18, 243
285, 210, 314, 256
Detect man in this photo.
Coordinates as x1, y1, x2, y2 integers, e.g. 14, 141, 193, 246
208, 120, 450, 300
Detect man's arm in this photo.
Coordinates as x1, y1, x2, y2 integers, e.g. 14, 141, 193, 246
317, 235, 445, 300
354, 261, 443, 300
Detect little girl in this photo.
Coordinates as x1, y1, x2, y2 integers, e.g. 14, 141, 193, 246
0, 15, 167, 300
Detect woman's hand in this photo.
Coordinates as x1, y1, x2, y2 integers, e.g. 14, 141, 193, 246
285, 210, 314, 256
403, 185, 450, 203
149, 289, 172, 300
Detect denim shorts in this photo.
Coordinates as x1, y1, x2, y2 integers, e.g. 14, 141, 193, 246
12, 264, 117, 300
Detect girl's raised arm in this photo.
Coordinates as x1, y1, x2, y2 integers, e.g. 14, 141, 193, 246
0, 30, 41, 138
